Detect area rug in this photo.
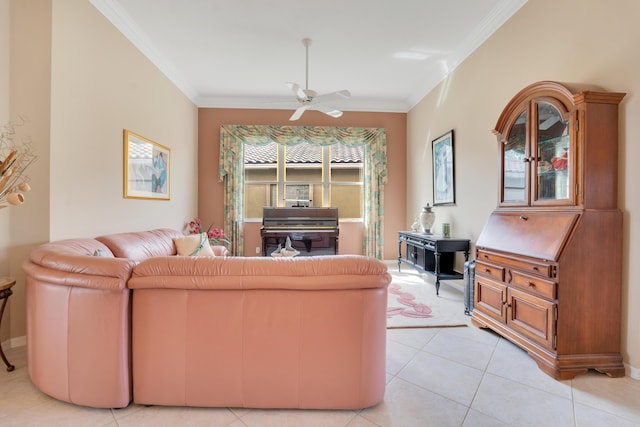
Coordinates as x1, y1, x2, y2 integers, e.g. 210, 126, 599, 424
386, 262, 470, 329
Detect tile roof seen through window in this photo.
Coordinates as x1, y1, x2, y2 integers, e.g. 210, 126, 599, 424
244, 142, 363, 165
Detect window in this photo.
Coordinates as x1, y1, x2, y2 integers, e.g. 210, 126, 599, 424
220, 124, 387, 258
243, 141, 363, 219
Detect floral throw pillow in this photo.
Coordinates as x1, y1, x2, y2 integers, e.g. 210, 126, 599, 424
173, 233, 215, 257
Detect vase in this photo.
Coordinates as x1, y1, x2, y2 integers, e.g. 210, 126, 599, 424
419, 203, 436, 234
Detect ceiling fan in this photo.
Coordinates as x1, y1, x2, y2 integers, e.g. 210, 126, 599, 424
287, 38, 351, 121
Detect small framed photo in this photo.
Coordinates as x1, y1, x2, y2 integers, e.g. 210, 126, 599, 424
123, 130, 170, 200
432, 129, 455, 206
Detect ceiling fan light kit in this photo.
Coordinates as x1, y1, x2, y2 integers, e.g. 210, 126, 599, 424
287, 38, 350, 121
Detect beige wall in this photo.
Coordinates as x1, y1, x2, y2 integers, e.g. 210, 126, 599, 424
8, 0, 52, 348
0, 0, 8, 129
3, 0, 198, 342
198, 108, 407, 260
49, 0, 198, 240
0, 0, 9, 346
407, 0, 640, 376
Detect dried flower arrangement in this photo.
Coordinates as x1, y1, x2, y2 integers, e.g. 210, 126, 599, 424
0, 121, 37, 208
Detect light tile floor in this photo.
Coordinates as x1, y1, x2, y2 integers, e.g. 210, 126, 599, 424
1, 292, 639, 426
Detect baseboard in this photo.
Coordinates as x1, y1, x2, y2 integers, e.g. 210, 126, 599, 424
626, 362, 640, 380
1, 335, 26, 351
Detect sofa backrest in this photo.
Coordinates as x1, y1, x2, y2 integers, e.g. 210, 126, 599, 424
96, 228, 182, 261
129, 255, 391, 291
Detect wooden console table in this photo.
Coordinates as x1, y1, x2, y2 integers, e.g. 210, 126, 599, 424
398, 231, 470, 295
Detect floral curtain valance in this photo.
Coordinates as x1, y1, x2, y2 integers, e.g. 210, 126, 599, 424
218, 124, 387, 258
219, 124, 387, 180
220, 124, 385, 146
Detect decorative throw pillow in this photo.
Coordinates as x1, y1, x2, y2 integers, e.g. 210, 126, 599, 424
173, 233, 215, 257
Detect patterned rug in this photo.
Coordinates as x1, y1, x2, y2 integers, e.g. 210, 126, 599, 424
386, 261, 470, 329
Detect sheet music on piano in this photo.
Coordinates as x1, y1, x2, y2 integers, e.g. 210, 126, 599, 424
260, 207, 339, 256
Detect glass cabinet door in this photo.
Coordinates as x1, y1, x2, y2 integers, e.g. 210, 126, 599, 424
502, 110, 528, 204
533, 101, 570, 203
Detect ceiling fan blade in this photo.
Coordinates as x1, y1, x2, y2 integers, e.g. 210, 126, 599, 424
312, 103, 343, 118
286, 82, 306, 100
289, 105, 309, 121
333, 89, 351, 99
314, 89, 351, 104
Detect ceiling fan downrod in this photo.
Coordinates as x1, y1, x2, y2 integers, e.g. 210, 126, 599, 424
303, 38, 311, 91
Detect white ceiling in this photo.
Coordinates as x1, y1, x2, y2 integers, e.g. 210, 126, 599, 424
90, 0, 527, 113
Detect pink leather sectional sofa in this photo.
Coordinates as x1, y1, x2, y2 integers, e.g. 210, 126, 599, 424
22, 228, 391, 410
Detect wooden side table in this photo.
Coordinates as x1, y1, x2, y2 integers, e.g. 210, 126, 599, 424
0, 277, 16, 372
397, 231, 470, 295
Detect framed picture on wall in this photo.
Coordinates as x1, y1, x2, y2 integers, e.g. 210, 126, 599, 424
432, 129, 455, 206
123, 129, 170, 200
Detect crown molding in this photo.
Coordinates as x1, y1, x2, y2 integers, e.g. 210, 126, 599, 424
89, 0, 199, 103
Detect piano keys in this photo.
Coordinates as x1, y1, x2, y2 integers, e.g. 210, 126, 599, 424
260, 207, 339, 256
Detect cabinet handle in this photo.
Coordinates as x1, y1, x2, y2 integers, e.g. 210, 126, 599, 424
527, 281, 536, 287
532, 266, 539, 271
519, 215, 528, 221
484, 268, 491, 273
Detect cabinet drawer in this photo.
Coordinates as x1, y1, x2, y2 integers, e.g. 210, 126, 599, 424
477, 250, 554, 278
511, 271, 556, 301
400, 234, 435, 250
475, 260, 505, 282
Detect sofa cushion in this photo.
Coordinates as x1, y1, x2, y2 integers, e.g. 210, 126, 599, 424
96, 228, 182, 261
173, 233, 215, 257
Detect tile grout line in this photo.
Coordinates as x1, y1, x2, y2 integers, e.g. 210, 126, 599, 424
458, 333, 503, 426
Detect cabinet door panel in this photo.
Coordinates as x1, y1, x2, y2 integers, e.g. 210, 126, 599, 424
404, 243, 417, 266
507, 287, 556, 350
533, 100, 573, 205
475, 278, 506, 322
501, 109, 528, 205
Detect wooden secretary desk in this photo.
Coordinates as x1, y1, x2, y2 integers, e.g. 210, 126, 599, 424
473, 81, 625, 380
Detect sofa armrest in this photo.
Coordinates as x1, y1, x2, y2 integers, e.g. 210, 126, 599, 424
24, 238, 136, 290
23, 260, 133, 291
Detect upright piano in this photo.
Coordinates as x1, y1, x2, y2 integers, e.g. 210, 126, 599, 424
260, 207, 339, 256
